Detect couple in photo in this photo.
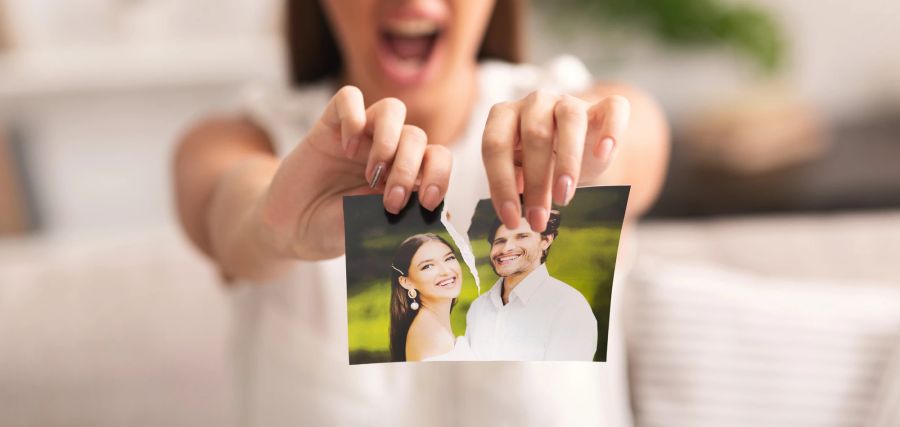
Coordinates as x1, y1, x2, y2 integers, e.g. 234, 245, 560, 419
388, 211, 598, 362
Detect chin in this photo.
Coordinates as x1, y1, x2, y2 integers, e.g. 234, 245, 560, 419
493, 266, 515, 278
387, 83, 444, 107
430, 293, 455, 302
443, 286, 462, 298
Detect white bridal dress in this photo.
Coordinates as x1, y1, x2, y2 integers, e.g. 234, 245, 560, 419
422, 337, 477, 362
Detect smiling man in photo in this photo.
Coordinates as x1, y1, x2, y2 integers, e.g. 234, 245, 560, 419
465, 211, 598, 361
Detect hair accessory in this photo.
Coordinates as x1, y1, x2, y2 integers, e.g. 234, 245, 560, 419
407, 288, 419, 310
391, 264, 405, 276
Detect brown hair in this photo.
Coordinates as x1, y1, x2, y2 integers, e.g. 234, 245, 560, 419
285, 0, 526, 86
389, 233, 459, 362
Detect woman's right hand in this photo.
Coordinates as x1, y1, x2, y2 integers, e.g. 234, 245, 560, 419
257, 86, 452, 260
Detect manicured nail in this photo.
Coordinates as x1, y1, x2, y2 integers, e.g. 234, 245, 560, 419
422, 184, 441, 211
500, 201, 520, 229
526, 206, 549, 233
369, 163, 384, 189
554, 175, 573, 206
385, 185, 407, 214
595, 137, 615, 160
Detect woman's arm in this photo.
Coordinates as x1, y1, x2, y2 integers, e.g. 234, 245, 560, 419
579, 83, 671, 218
173, 86, 453, 283
173, 116, 293, 282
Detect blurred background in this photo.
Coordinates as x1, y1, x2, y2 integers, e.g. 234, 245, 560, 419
1, 0, 898, 426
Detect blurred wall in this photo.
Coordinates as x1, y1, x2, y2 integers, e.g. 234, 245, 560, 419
1, 0, 283, 237
532, 0, 900, 123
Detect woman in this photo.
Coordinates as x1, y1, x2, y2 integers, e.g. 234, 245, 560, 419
174, 0, 669, 425
389, 233, 475, 362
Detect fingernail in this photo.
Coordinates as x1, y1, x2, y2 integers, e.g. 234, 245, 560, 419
526, 206, 549, 233
500, 201, 520, 229
554, 175, 573, 206
385, 186, 407, 214
369, 163, 384, 189
422, 184, 441, 211
595, 137, 615, 159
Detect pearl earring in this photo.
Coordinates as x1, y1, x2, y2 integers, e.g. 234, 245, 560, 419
407, 289, 419, 310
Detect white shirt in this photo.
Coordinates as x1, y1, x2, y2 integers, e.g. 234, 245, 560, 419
466, 264, 598, 361
232, 56, 633, 427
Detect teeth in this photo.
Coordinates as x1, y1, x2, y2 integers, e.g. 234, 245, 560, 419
436, 277, 455, 287
496, 254, 521, 263
385, 19, 439, 37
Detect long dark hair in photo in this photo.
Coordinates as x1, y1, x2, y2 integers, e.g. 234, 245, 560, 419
389, 233, 459, 362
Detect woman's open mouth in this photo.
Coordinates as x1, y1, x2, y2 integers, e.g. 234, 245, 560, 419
377, 18, 444, 85
435, 275, 457, 288
494, 252, 523, 267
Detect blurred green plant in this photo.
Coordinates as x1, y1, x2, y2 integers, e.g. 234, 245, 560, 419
538, 0, 786, 73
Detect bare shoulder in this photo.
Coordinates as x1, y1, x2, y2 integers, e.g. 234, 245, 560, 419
405, 313, 454, 361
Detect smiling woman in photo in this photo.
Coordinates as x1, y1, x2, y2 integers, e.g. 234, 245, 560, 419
389, 233, 475, 362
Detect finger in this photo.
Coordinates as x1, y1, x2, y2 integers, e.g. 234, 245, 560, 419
482, 101, 522, 230
417, 145, 452, 211
320, 85, 366, 157
364, 98, 407, 187
584, 95, 630, 177
515, 167, 524, 195
519, 90, 558, 232
383, 125, 427, 214
552, 95, 588, 206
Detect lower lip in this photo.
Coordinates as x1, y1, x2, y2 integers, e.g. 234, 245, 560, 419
375, 34, 445, 87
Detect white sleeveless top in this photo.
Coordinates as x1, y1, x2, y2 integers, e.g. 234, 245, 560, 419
233, 56, 632, 427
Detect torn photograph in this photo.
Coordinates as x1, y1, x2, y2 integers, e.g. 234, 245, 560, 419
344, 185, 629, 364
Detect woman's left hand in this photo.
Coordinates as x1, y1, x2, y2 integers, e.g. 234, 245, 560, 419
481, 90, 631, 232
